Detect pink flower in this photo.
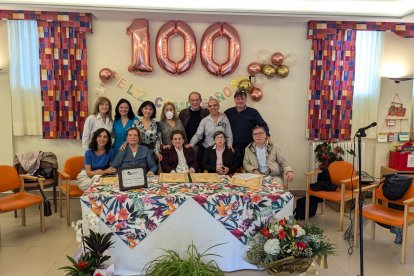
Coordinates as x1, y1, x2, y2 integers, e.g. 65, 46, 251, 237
116, 194, 129, 204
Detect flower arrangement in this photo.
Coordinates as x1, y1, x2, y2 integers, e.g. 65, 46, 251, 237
60, 214, 114, 276
246, 216, 334, 274
391, 141, 414, 152
314, 141, 344, 169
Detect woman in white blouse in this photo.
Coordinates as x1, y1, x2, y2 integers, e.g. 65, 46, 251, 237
82, 97, 113, 150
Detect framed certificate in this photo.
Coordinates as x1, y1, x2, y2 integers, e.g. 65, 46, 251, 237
118, 166, 147, 191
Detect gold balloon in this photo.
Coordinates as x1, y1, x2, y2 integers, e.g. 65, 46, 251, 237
238, 79, 253, 92
262, 64, 276, 78
276, 65, 289, 78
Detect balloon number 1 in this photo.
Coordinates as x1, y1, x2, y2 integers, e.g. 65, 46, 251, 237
127, 19, 241, 77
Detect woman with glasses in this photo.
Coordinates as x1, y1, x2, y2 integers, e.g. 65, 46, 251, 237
203, 131, 237, 175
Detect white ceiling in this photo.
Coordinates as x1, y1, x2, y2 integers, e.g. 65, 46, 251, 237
1, 0, 414, 22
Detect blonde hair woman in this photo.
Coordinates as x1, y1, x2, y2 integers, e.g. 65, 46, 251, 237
159, 102, 186, 146
82, 97, 113, 150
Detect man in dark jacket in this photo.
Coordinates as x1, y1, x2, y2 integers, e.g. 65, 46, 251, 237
179, 91, 209, 171
225, 89, 270, 168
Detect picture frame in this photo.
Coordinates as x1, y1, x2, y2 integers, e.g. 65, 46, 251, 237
118, 166, 147, 191
377, 133, 388, 143
398, 133, 410, 142
388, 132, 395, 142
386, 119, 396, 126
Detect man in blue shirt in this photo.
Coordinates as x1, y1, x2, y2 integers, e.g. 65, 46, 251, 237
225, 89, 270, 168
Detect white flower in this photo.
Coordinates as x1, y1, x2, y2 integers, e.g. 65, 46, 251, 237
135, 218, 146, 229
263, 239, 281, 255
293, 225, 306, 237
269, 224, 282, 234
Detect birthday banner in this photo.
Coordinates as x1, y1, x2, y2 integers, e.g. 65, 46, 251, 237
98, 70, 248, 112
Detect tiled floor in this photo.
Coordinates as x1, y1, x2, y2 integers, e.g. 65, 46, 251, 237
1, 199, 413, 276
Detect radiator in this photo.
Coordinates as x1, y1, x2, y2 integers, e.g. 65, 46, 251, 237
309, 141, 365, 172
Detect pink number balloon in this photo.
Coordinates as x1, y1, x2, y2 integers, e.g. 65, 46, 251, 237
155, 20, 197, 75
200, 22, 241, 77
127, 19, 153, 73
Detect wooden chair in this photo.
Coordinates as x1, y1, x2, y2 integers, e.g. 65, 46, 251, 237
354, 170, 414, 264
58, 156, 84, 226
14, 157, 58, 213
305, 161, 359, 231
0, 165, 45, 245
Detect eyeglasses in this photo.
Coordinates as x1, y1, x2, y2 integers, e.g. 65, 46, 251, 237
208, 104, 219, 108
252, 132, 265, 136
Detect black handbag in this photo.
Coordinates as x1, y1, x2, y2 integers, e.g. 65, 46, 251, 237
36, 182, 52, 216
382, 174, 412, 201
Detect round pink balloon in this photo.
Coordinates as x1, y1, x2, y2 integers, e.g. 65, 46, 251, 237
250, 87, 263, 101
247, 62, 262, 76
99, 68, 114, 83
271, 52, 285, 66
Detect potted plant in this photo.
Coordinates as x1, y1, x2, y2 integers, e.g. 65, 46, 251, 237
144, 242, 224, 276
60, 214, 115, 276
314, 141, 344, 181
246, 216, 335, 274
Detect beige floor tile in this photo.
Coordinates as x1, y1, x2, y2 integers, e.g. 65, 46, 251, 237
0, 246, 25, 263
2, 196, 414, 275
46, 262, 71, 276
2, 262, 54, 276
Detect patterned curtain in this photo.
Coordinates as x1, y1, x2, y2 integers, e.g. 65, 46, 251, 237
0, 10, 92, 139
307, 20, 414, 141
37, 21, 88, 139
308, 29, 356, 140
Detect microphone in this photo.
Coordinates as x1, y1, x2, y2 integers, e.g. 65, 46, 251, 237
357, 122, 377, 133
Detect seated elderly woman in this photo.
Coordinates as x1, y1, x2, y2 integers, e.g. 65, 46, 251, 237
77, 128, 117, 191
161, 130, 197, 173
203, 131, 237, 175
112, 127, 158, 175
243, 126, 294, 186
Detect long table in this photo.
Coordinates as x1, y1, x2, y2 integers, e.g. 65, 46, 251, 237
80, 175, 294, 275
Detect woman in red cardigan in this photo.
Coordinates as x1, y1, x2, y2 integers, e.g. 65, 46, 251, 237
160, 130, 198, 173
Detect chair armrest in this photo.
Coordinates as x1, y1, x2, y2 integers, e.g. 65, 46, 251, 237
353, 183, 378, 193
21, 174, 46, 182
304, 170, 322, 177
403, 197, 414, 205
57, 169, 70, 179
340, 176, 359, 185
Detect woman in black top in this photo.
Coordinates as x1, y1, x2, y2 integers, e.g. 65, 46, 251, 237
203, 131, 237, 175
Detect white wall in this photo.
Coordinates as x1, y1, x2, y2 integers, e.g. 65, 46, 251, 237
0, 21, 14, 165
2, 14, 413, 188
0, 16, 311, 189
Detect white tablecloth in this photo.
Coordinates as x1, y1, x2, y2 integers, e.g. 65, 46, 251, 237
81, 196, 293, 275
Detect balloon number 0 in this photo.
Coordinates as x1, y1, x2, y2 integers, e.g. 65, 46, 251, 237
127, 19, 241, 77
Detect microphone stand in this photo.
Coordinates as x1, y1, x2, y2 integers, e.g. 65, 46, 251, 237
355, 129, 365, 276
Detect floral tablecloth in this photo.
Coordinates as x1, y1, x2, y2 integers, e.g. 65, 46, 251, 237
81, 176, 293, 248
